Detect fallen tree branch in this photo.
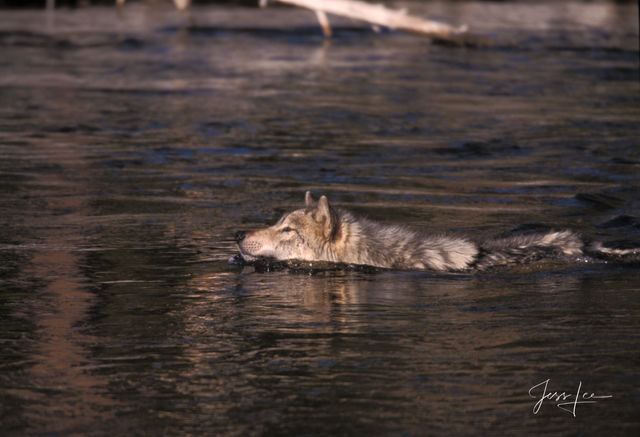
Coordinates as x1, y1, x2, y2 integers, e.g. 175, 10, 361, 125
269, 0, 489, 46
116, 0, 191, 12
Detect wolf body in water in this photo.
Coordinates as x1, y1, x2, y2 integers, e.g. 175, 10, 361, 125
235, 192, 587, 272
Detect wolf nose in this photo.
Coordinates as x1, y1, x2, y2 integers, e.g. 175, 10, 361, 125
235, 231, 246, 243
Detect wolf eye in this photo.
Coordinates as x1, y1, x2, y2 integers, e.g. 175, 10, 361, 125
281, 227, 294, 233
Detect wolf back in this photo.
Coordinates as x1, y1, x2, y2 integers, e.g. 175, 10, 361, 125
235, 191, 635, 272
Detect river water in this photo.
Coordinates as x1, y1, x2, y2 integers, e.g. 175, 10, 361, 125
1, 2, 639, 436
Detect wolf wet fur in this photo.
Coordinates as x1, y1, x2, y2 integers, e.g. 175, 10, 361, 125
234, 191, 593, 272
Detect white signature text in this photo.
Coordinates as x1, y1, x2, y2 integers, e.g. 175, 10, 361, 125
529, 379, 613, 417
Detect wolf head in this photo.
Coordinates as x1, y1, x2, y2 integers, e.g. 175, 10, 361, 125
235, 191, 340, 262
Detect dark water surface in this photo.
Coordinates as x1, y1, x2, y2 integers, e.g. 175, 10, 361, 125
1, 2, 639, 435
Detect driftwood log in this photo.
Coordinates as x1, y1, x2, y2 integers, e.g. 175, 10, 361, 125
268, 0, 488, 46
116, 0, 191, 12
115, 0, 488, 47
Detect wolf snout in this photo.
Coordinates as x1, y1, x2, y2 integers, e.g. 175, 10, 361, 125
235, 231, 247, 243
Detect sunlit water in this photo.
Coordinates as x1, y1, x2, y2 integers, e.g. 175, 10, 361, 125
0, 2, 639, 435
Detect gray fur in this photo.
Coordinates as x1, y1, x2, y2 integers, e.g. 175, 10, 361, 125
235, 191, 596, 272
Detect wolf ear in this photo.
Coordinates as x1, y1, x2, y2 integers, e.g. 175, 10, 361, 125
317, 195, 338, 239
304, 191, 316, 207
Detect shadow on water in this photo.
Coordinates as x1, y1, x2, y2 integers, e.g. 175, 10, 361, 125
0, 2, 639, 436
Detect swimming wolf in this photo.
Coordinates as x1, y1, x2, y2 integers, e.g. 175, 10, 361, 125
234, 191, 599, 272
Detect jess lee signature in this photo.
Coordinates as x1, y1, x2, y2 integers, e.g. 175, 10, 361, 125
529, 379, 613, 417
